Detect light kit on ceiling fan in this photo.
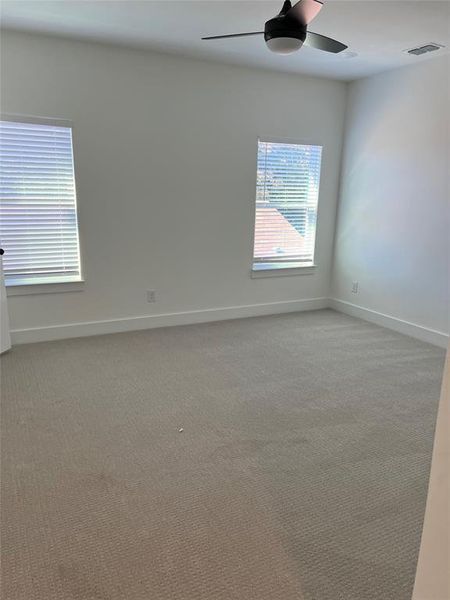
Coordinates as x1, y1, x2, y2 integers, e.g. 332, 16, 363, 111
266, 37, 303, 54
202, 0, 347, 55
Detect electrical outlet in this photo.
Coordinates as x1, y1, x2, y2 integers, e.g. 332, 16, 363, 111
146, 290, 156, 303
351, 281, 359, 294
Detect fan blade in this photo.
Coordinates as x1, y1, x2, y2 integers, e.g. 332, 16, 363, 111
287, 0, 323, 26
202, 32, 264, 40
304, 31, 348, 53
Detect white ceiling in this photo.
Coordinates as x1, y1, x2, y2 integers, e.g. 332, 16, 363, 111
1, 0, 449, 81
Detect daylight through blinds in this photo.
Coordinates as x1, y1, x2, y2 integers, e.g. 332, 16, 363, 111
253, 140, 322, 269
0, 120, 81, 284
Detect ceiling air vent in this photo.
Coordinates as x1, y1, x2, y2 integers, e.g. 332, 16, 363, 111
406, 43, 445, 56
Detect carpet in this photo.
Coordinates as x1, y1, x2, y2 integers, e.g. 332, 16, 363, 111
0, 309, 445, 600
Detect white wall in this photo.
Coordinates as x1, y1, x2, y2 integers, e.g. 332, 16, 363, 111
332, 56, 449, 338
1, 31, 347, 339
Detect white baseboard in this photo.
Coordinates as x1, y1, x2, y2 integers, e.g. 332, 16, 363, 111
329, 298, 449, 349
10, 296, 449, 348
10, 297, 329, 344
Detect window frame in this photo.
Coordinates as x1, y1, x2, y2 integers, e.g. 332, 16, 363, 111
0, 113, 85, 294
250, 136, 323, 277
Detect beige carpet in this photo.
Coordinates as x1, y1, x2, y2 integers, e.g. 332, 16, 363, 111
0, 309, 445, 600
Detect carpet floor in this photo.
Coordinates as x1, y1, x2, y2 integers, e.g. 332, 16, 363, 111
0, 309, 445, 600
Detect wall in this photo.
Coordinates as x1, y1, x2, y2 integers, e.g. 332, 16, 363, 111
331, 56, 449, 343
0, 30, 347, 341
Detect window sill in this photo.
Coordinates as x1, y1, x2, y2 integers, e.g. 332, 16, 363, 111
6, 278, 85, 297
251, 264, 316, 278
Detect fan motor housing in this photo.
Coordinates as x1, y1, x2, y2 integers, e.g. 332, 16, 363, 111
264, 16, 307, 44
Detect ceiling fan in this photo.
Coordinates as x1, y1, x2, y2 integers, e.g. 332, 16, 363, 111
202, 0, 347, 55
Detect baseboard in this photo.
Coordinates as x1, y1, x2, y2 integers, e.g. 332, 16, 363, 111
10, 296, 449, 348
10, 297, 329, 344
329, 298, 449, 349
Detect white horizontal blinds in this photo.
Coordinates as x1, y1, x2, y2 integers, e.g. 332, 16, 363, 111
0, 120, 81, 283
254, 140, 322, 266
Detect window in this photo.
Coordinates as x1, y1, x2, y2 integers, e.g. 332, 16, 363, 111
253, 140, 322, 271
0, 118, 82, 286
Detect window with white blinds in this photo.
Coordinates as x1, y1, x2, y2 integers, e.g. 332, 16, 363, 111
0, 119, 82, 285
253, 140, 322, 271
